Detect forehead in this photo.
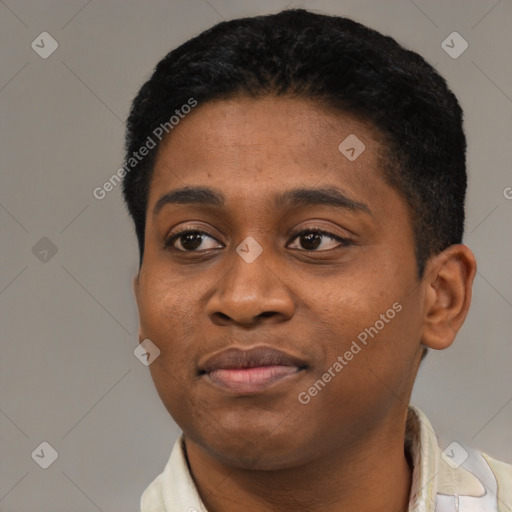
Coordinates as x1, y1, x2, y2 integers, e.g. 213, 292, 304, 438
149, 96, 388, 204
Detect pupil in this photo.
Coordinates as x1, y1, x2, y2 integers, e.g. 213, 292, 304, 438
302, 233, 321, 250
182, 233, 202, 250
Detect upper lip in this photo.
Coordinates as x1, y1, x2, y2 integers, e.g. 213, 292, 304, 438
199, 346, 308, 374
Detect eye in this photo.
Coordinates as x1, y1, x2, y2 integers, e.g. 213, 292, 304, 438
287, 229, 351, 251
165, 230, 223, 252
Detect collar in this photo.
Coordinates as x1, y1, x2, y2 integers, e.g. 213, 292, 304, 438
406, 405, 489, 511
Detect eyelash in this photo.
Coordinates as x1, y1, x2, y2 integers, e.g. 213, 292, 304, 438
164, 228, 352, 252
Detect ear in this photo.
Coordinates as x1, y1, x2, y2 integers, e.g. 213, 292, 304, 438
421, 244, 477, 350
132, 273, 144, 343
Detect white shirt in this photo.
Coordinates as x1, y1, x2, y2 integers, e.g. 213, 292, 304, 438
141, 405, 512, 512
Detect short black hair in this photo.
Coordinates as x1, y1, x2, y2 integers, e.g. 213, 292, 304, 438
122, 8, 467, 278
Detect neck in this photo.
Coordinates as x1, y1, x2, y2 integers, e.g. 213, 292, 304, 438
184, 409, 413, 512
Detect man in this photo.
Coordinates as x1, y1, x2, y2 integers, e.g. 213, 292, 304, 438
121, 9, 512, 512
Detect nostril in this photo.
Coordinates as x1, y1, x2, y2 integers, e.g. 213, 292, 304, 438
258, 311, 277, 318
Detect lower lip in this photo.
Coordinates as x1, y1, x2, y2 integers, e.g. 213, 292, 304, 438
206, 365, 301, 393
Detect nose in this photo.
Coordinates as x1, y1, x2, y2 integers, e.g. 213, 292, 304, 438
205, 246, 295, 327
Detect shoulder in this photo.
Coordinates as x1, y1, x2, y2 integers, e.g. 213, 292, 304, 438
482, 452, 512, 512
140, 472, 166, 512
407, 406, 511, 512
434, 438, 512, 512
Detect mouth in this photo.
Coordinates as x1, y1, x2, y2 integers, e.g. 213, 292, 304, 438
199, 346, 308, 394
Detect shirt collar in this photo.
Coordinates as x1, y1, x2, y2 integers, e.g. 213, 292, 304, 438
406, 405, 486, 511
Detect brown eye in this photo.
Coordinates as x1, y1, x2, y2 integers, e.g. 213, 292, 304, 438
288, 229, 351, 251
165, 230, 222, 251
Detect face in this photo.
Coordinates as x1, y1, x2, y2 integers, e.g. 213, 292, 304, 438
134, 96, 427, 470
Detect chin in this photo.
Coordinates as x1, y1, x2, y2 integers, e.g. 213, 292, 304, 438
191, 428, 313, 471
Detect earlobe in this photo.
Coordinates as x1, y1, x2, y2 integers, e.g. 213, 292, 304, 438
421, 244, 477, 351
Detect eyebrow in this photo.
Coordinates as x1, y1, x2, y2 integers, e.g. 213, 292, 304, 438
153, 185, 372, 217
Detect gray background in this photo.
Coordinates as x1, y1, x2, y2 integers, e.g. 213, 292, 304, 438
1, 0, 511, 510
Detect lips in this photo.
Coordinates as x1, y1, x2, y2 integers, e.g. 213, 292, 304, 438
199, 346, 308, 393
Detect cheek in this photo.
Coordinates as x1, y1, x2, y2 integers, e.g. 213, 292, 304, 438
137, 274, 199, 375
139, 268, 187, 328
303, 269, 417, 380
140, 279, 199, 419
305, 273, 399, 333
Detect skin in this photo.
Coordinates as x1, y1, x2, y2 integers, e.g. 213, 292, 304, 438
134, 95, 477, 512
